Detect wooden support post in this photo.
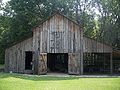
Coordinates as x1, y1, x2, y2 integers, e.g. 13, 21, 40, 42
110, 53, 113, 75
38, 53, 47, 75
80, 52, 83, 75
68, 53, 80, 75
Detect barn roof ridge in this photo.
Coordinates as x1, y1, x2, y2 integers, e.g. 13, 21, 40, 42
32, 11, 83, 32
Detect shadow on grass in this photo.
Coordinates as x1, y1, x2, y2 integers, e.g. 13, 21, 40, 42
0, 73, 80, 81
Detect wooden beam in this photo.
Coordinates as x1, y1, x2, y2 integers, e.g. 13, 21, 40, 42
110, 53, 113, 74
80, 52, 83, 75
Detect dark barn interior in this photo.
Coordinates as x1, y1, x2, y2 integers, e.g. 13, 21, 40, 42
83, 53, 111, 74
25, 51, 33, 70
47, 53, 68, 73
113, 51, 120, 74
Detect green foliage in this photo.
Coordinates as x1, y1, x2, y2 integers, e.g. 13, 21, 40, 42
93, 0, 120, 48
0, 15, 11, 64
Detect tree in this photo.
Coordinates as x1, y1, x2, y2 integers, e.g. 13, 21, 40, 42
93, 0, 120, 49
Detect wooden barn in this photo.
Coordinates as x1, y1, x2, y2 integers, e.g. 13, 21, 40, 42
5, 12, 113, 75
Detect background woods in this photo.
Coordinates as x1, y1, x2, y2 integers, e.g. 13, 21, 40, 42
0, 0, 120, 64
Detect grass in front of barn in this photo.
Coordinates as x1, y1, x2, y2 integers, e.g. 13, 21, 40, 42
0, 73, 120, 90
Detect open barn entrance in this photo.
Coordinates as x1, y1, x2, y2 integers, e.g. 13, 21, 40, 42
47, 53, 68, 73
113, 51, 120, 74
83, 53, 111, 74
25, 51, 33, 70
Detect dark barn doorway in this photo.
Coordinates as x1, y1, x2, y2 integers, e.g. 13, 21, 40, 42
47, 53, 68, 73
25, 51, 33, 70
83, 53, 111, 74
113, 51, 120, 74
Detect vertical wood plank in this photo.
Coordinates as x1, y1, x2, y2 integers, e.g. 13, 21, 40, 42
38, 53, 47, 75
68, 53, 80, 75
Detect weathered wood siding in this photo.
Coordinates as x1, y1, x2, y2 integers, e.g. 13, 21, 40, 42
68, 53, 81, 74
38, 53, 47, 75
5, 38, 33, 73
33, 14, 84, 74
83, 36, 112, 53
5, 13, 113, 75
33, 14, 83, 53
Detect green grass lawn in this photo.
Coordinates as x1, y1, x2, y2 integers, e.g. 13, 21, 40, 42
0, 73, 120, 90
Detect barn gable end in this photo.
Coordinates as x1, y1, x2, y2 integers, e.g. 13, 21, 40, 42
32, 13, 84, 74
33, 13, 83, 53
